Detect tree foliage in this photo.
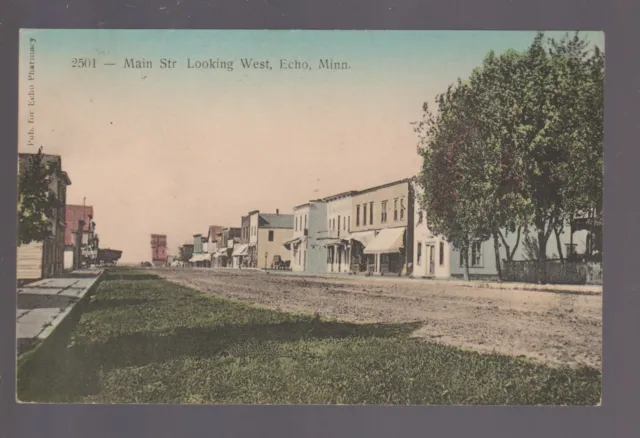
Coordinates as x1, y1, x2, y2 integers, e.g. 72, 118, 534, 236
18, 147, 60, 245
416, 32, 604, 281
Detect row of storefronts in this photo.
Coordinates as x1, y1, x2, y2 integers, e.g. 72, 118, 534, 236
181, 176, 593, 280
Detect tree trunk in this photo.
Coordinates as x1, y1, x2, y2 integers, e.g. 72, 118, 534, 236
537, 230, 548, 284
462, 246, 470, 281
554, 224, 564, 263
492, 230, 503, 281
569, 215, 574, 260
499, 226, 523, 263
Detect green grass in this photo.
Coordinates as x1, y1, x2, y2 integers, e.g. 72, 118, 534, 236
17, 269, 601, 405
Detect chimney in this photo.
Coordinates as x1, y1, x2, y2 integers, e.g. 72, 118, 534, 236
276, 209, 279, 215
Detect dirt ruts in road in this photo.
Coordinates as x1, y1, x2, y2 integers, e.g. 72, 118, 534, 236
156, 269, 602, 370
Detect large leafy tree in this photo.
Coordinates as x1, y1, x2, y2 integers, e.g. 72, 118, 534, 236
416, 32, 604, 282
416, 81, 493, 280
468, 50, 533, 278
18, 147, 60, 245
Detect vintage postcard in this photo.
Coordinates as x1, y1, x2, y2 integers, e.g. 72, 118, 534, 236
16, 29, 603, 405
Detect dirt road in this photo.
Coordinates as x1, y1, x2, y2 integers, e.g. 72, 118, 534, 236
156, 268, 602, 370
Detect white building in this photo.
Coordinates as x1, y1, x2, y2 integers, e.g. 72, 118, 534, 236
412, 182, 451, 279
288, 204, 308, 272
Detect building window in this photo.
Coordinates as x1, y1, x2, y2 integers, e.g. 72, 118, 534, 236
363, 204, 368, 226
348, 216, 350, 231
295, 216, 298, 232
439, 242, 444, 266
418, 211, 424, 224
460, 241, 483, 267
338, 215, 341, 232
356, 205, 360, 226
471, 241, 483, 267
566, 243, 577, 257
394, 199, 398, 221
369, 202, 374, 225
400, 198, 405, 220
305, 215, 307, 230
381, 200, 388, 223
417, 243, 422, 266
268, 230, 274, 242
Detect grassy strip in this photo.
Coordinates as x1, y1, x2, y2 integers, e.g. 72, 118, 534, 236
17, 269, 601, 405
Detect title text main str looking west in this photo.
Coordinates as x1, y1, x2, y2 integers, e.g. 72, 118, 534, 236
71, 57, 352, 72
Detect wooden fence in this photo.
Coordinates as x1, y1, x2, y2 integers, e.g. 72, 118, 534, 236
502, 260, 603, 285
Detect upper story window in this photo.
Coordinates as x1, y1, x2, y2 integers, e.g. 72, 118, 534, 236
369, 202, 373, 225
381, 200, 388, 223
356, 205, 360, 226
394, 199, 399, 221
363, 203, 368, 226
400, 197, 406, 220
418, 211, 424, 224
268, 230, 274, 242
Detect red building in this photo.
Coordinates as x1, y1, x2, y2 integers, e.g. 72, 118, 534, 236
150, 234, 167, 265
65, 205, 94, 247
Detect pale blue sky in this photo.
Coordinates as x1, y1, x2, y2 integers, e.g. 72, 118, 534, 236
18, 30, 604, 262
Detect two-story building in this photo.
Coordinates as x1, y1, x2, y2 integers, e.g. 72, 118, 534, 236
235, 215, 251, 267
190, 233, 211, 267
245, 210, 293, 269
64, 204, 94, 270
285, 201, 327, 273
318, 191, 358, 274
247, 210, 261, 268
17, 153, 72, 282
411, 181, 451, 279
349, 178, 415, 276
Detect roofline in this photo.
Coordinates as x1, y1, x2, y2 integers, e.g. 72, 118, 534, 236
18, 152, 62, 159
247, 209, 260, 215
259, 212, 292, 218
353, 177, 415, 196
321, 190, 360, 202
66, 204, 94, 209
258, 225, 294, 229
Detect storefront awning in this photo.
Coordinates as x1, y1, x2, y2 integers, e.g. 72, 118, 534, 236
232, 244, 249, 257
363, 227, 405, 254
190, 253, 210, 262
213, 248, 228, 258
350, 230, 376, 248
283, 237, 302, 250
319, 238, 342, 246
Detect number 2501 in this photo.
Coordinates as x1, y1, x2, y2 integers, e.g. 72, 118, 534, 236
72, 58, 96, 68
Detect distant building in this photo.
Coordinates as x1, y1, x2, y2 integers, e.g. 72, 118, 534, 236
246, 209, 293, 269
150, 234, 167, 266
215, 227, 240, 267
17, 153, 71, 281
64, 205, 99, 270
285, 200, 327, 273
180, 244, 194, 262
319, 190, 358, 274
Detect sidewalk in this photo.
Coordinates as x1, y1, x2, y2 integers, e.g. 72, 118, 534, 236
17, 269, 103, 355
